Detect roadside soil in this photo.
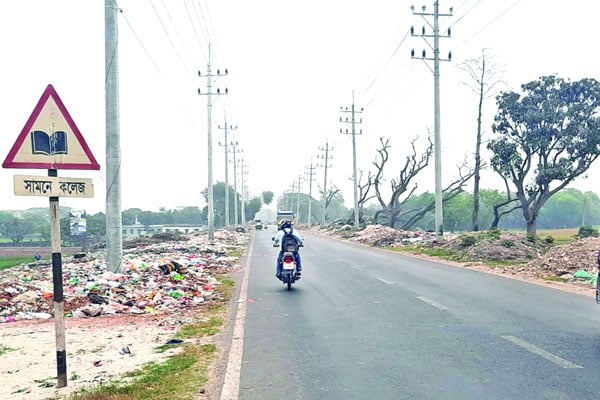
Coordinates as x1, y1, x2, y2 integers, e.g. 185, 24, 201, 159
1, 312, 186, 400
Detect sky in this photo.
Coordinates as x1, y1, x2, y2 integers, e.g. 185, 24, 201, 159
1, 0, 600, 215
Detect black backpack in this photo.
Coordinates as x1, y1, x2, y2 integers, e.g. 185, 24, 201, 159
281, 231, 299, 253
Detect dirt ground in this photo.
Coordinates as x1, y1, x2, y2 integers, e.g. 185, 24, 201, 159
0, 312, 188, 400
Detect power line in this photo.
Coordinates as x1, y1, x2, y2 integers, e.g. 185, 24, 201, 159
159, 0, 197, 66
183, 1, 207, 61
148, 0, 196, 82
452, 0, 525, 51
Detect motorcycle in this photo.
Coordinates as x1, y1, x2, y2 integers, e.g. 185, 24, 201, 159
273, 235, 303, 290
281, 249, 299, 290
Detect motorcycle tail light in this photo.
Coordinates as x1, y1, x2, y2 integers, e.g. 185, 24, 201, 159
283, 255, 294, 263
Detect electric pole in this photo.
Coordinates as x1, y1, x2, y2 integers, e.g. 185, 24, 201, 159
239, 159, 248, 226
218, 113, 237, 229
317, 140, 333, 225
411, 2, 452, 241
305, 161, 317, 227
295, 173, 303, 223
340, 92, 363, 230
105, 0, 122, 275
198, 44, 228, 243
229, 143, 242, 225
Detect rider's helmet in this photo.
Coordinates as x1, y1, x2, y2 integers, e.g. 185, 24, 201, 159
279, 219, 292, 230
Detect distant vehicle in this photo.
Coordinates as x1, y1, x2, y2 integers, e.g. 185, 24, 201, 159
254, 219, 265, 230
276, 210, 295, 224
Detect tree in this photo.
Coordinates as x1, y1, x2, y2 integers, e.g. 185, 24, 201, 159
244, 197, 262, 222
372, 136, 432, 227
0, 215, 34, 243
488, 75, 600, 235
459, 49, 503, 231
369, 135, 474, 229
262, 191, 274, 205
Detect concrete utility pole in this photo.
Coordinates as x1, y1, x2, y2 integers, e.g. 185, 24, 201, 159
218, 113, 237, 228
340, 92, 363, 230
411, 2, 452, 241
239, 159, 248, 226
305, 161, 317, 227
229, 142, 242, 225
317, 140, 333, 225
295, 174, 303, 223
198, 44, 228, 243
105, 0, 122, 273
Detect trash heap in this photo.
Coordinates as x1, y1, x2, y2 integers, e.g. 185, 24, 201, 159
0, 230, 249, 323
317, 224, 435, 247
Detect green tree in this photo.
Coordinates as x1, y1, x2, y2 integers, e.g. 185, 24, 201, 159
262, 191, 274, 206
488, 75, 600, 235
86, 212, 106, 238
244, 197, 262, 222
0, 216, 34, 243
443, 192, 473, 232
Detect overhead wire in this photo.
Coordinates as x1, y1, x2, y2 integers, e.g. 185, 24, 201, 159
119, 5, 197, 127
159, 0, 197, 67
452, 0, 525, 51
183, 0, 207, 62
148, 0, 197, 83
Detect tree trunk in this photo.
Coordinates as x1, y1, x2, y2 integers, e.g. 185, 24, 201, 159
526, 219, 536, 235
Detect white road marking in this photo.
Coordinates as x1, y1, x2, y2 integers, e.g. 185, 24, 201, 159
220, 239, 254, 399
416, 296, 450, 311
500, 335, 583, 369
375, 277, 395, 285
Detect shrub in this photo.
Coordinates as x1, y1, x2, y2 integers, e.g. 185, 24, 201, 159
526, 233, 537, 243
544, 235, 554, 244
460, 235, 477, 247
578, 225, 599, 238
501, 239, 515, 248
482, 229, 501, 240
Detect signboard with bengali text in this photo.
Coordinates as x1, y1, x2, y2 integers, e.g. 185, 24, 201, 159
13, 175, 94, 198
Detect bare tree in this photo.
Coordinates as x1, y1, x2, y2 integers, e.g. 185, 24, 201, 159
458, 49, 503, 231
356, 169, 376, 222
371, 136, 432, 227
399, 161, 475, 230
320, 186, 341, 223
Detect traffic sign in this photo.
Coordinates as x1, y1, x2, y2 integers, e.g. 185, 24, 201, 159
2, 84, 100, 170
13, 175, 94, 198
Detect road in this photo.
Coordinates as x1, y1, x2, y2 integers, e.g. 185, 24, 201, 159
235, 230, 600, 400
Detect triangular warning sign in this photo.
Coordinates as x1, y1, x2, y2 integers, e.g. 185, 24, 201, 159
2, 84, 100, 170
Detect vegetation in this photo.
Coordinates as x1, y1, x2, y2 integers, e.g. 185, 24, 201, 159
68, 344, 216, 400
0, 256, 38, 271
488, 75, 600, 235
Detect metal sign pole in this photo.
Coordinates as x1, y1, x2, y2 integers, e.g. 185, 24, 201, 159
49, 169, 67, 387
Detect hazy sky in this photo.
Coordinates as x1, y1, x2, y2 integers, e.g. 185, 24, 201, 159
1, 0, 599, 214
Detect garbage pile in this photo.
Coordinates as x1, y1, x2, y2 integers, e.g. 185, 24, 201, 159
318, 224, 435, 247
0, 230, 249, 323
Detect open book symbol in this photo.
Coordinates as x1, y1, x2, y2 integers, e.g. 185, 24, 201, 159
31, 130, 68, 156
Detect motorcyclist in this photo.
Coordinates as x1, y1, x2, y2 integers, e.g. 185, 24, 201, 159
273, 219, 304, 279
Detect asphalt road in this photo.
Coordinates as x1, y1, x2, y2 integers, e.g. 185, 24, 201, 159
237, 230, 600, 400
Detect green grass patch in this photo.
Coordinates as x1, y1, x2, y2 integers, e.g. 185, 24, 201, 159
227, 247, 243, 259
216, 274, 235, 301
0, 256, 35, 271
543, 276, 571, 283
69, 343, 216, 400
536, 229, 578, 245
0, 344, 17, 355
175, 317, 223, 339
388, 244, 463, 262
481, 260, 523, 268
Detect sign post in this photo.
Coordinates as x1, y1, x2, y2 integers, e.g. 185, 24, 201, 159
2, 84, 99, 388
